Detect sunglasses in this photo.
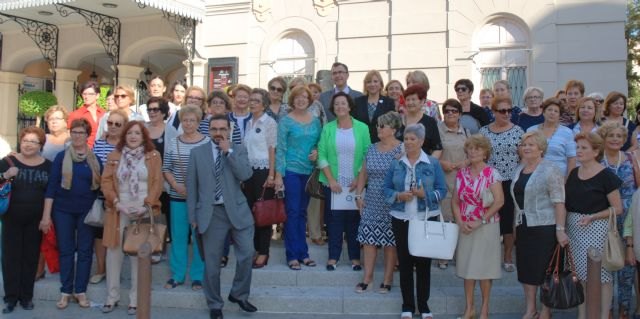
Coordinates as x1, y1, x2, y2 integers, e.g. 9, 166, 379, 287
269, 86, 284, 93
147, 107, 161, 113
494, 108, 513, 114
443, 109, 460, 114
114, 94, 128, 99
107, 121, 123, 127
596, 99, 604, 103
455, 87, 468, 93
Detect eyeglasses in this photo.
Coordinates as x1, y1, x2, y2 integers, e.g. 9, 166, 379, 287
249, 98, 262, 104
525, 96, 542, 100
70, 130, 87, 136
187, 96, 204, 101
107, 121, 123, 127
114, 94, 128, 99
48, 117, 64, 121
269, 86, 284, 93
495, 108, 513, 114
147, 107, 161, 113
21, 139, 40, 145
332, 70, 347, 76
82, 92, 97, 96
443, 109, 460, 114
209, 127, 229, 132
376, 124, 387, 129
455, 87, 468, 93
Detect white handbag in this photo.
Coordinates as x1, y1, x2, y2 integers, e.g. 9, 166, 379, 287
408, 209, 459, 260
84, 198, 104, 227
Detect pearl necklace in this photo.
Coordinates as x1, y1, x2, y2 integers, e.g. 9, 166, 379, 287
603, 151, 622, 174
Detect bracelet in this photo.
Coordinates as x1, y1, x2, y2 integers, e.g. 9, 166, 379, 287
556, 226, 565, 231
354, 194, 363, 200
627, 243, 634, 248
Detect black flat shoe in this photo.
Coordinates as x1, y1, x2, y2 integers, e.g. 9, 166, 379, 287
228, 295, 257, 312
210, 309, 223, 319
20, 300, 34, 310
2, 302, 16, 314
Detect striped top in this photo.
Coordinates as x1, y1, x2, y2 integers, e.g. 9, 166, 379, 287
93, 139, 116, 164
162, 135, 211, 200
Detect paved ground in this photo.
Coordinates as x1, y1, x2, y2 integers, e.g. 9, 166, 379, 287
0, 301, 579, 319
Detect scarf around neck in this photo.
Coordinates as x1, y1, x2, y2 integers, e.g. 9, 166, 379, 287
117, 146, 145, 200
61, 145, 101, 190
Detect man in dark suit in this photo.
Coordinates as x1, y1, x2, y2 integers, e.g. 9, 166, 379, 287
187, 115, 256, 319
319, 62, 364, 122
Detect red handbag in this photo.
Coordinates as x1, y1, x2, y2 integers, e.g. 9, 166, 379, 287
252, 188, 286, 227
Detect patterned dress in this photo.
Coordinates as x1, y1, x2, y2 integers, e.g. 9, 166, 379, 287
602, 152, 637, 310
357, 143, 403, 246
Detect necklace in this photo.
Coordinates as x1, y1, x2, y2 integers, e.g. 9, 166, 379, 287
603, 151, 622, 174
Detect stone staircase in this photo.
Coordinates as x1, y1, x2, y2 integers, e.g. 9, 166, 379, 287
20, 239, 568, 316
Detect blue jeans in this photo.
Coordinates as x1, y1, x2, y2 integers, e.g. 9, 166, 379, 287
323, 186, 360, 262
52, 209, 95, 294
283, 171, 311, 262
169, 201, 204, 282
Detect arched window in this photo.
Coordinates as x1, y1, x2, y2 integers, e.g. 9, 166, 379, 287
475, 17, 530, 106
265, 30, 315, 88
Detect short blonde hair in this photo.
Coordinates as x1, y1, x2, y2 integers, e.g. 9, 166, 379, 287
464, 134, 492, 162
179, 105, 203, 122
406, 70, 430, 91
44, 105, 69, 122
520, 131, 548, 156
575, 132, 604, 162
597, 121, 628, 145
363, 70, 384, 96
287, 85, 313, 107
115, 84, 135, 104
186, 86, 207, 111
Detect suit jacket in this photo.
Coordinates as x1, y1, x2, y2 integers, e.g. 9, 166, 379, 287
319, 86, 364, 122
352, 95, 395, 143
187, 142, 254, 233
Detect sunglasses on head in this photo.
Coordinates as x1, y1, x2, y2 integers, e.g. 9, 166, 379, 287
269, 86, 284, 93
107, 121, 123, 127
455, 87, 468, 93
495, 108, 513, 114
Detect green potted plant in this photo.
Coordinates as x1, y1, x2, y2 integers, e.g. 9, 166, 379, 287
19, 90, 58, 127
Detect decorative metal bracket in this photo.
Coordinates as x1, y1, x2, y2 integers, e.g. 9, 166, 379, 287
54, 4, 120, 66
163, 11, 199, 83
0, 13, 58, 70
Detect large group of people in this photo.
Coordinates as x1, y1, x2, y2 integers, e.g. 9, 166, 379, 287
2, 62, 640, 319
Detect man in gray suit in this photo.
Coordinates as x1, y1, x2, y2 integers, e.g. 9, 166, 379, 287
187, 114, 256, 319
319, 62, 364, 122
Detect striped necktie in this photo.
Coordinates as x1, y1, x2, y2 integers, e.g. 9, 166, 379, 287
215, 147, 222, 201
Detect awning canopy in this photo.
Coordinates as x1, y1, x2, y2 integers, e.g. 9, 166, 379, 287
0, 0, 205, 25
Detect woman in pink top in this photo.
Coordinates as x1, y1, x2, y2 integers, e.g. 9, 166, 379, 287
452, 134, 504, 319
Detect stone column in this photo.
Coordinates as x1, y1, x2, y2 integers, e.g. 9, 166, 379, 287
54, 68, 82, 111
190, 58, 208, 90
117, 64, 143, 89
0, 71, 25, 153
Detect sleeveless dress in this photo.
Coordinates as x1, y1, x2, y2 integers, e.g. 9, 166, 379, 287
356, 143, 403, 246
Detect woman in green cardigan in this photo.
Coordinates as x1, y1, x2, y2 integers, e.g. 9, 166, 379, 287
317, 92, 372, 271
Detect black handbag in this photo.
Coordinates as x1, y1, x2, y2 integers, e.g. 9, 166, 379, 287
305, 169, 325, 200
540, 244, 585, 309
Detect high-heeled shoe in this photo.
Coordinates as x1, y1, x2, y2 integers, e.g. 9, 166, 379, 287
253, 255, 269, 269
56, 293, 72, 310
73, 293, 90, 308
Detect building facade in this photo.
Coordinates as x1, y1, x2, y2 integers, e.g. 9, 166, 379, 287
0, 0, 628, 151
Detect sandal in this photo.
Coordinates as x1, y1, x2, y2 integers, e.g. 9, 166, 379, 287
164, 279, 183, 289
74, 293, 90, 308
191, 280, 203, 291
128, 306, 137, 315
220, 256, 229, 268
101, 302, 118, 313
326, 264, 337, 271
288, 261, 301, 271
301, 258, 316, 267
438, 261, 448, 269
502, 262, 516, 272
355, 282, 369, 293
378, 283, 392, 294
56, 293, 72, 310
351, 264, 362, 271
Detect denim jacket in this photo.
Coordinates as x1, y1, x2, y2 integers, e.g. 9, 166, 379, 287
384, 151, 447, 219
